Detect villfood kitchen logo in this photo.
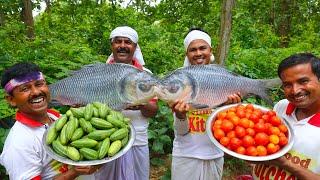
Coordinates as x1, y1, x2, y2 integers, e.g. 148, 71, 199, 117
188, 109, 212, 133
253, 152, 314, 180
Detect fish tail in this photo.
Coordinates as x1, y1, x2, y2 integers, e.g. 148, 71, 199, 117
253, 78, 281, 105
259, 78, 282, 89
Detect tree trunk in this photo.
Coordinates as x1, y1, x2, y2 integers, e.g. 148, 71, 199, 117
270, 0, 276, 28
0, 8, 5, 26
216, 0, 234, 65
45, 0, 51, 13
22, 0, 35, 39
278, 0, 292, 47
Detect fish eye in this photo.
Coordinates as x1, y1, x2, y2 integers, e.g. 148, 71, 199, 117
167, 81, 181, 93
138, 83, 151, 92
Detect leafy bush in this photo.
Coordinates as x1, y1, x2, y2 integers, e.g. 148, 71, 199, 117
148, 101, 174, 166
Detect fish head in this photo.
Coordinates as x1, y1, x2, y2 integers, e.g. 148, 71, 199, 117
156, 72, 195, 103
120, 71, 159, 105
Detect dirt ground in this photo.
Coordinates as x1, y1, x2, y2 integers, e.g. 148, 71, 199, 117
149, 155, 252, 180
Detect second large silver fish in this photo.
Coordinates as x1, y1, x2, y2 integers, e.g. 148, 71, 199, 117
157, 64, 280, 108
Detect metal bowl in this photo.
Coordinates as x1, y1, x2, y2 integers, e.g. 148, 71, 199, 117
42, 123, 136, 166
206, 103, 294, 161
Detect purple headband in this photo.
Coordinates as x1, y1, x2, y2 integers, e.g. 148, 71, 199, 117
4, 72, 44, 94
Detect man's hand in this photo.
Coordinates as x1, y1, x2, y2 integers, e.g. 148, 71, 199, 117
247, 156, 287, 167
169, 100, 190, 119
126, 103, 158, 118
73, 165, 102, 175
54, 165, 102, 180
125, 105, 144, 110
224, 92, 241, 105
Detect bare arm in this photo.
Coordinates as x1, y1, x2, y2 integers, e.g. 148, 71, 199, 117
53, 165, 100, 180
170, 100, 190, 135
140, 102, 158, 118
271, 157, 320, 180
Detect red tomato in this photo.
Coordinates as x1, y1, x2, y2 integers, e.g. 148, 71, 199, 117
246, 104, 254, 111
246, 128, 256, 136
229, 116, 240, 126
254, 132, 269, 146
220, 136, 230, 146
239, 118, 250, 128
217, 111, 227, 119
248, 120, 255, 128
221, 120, 234, 133
253, 110, 263, 119
245, 112, 251, 119
261, 114, 270, 122
227, 131, 236, 139
214, 129, 225, 140
236, 146, 246, 155
278, 132, 286, 137
254, 122, 266, 133
230, 137, 242, 150
236, 110, 246, 118
249, 114, 259, 123
246, 146, 258, 156
269, 134, 280, 144
279, 136, 288, 146
268, 127, 281, 136
266, 110, 276, 117
235, 126, 246, 138
267, 143, 278, 154
242, 135, 255, 148
278, 124, 288, 133
256, 145, 267, 156
226, 111, 236, 120
270, 116, 282, 126
264, 123, 272, 131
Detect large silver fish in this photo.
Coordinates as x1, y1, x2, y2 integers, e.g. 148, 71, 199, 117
156, 64, 280, 108
49, 63, 158, 110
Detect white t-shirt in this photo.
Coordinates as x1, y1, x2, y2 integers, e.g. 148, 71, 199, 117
0, 111, 63, 180
173, 109, 224, 159
0, 110, 96, 180
252, 99, 320, 179
122, 110, 149, 146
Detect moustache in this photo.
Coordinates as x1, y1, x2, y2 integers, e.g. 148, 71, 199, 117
29, 93, 47, 101
117, 47, 130, 54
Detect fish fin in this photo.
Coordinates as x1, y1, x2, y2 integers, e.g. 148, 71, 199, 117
48, 99, 66, 108
69, 63, 105, 76
189, 103, 209, 109
246, 92, 274, 106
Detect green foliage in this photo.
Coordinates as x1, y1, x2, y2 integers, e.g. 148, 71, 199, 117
0, 90, 16, 120
148, 101, 174, 165
0, 1, 320, 177
223, 156, 251, 177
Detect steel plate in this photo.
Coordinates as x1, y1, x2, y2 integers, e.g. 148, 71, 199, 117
43, 122, 136, 166
206, 103, 294, 161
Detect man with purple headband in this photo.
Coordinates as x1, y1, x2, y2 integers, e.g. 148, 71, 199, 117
95, 26, 158, 180
0, 62, 99, 180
